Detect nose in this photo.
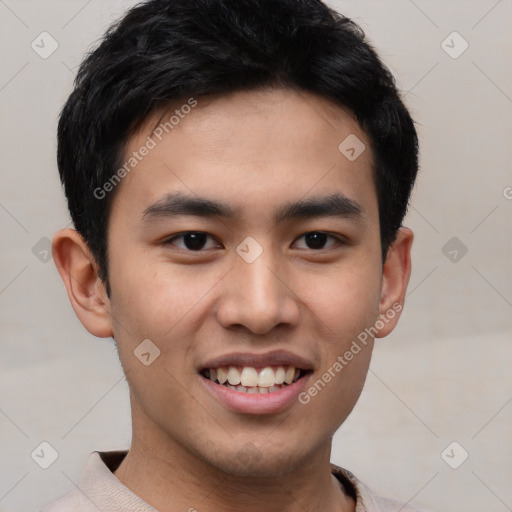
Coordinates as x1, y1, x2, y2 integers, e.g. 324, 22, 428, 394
215, 247, 300, 335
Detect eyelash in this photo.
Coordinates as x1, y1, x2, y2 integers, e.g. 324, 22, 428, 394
161, 231, 347, 252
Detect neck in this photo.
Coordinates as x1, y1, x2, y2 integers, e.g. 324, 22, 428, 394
113, 405, 355, 512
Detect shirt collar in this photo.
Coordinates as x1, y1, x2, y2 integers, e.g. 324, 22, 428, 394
79, 450, 380, 511
78, 450, 157, 511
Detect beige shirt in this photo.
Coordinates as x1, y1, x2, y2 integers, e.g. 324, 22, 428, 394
39, 451, 426, 512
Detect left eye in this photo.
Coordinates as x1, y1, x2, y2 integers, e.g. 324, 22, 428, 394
293, 232, 342, 250
164, 232, 220, 251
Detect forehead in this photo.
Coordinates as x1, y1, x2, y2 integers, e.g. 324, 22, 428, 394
110, 87, 377, 224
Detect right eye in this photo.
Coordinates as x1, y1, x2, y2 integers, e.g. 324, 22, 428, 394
161, 231, 222, 251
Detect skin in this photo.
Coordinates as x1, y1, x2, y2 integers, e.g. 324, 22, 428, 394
53, 87, 413, 512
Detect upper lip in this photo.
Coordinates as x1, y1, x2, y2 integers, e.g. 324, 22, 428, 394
199, 350, 315, 371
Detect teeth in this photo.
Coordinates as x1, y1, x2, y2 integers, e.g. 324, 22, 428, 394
205, 365, 303, 392
258, 367, 275, 387
227, 366, 241, 385
284, 366, 295, 385
226, 384, 275, 394
217, 367, 228, 384
241, 367, 259, 387
274, 366, 285, 385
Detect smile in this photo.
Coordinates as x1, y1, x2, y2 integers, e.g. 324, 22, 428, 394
198, 350, 314, 414
201, 365, 306, 394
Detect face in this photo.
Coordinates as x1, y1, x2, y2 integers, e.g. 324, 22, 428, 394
82, 87, 408, 477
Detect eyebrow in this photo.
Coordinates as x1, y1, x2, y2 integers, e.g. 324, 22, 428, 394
141, 192, 364, 223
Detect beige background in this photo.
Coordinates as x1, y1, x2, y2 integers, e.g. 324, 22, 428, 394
1, 1, 511, 511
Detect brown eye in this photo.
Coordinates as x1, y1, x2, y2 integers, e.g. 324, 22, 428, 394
293, 232, 343, 250
164, 232, 220, 251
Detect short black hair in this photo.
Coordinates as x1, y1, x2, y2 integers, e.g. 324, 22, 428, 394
57, 0, 419, 287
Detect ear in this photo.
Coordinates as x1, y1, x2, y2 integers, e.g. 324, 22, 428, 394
52, 228, 113, 338
374, 227, 414, 338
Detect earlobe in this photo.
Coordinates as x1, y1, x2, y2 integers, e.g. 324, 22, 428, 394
375, 227, 414, 338
52, 228, 114, 338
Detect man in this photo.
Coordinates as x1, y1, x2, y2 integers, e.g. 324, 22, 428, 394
42, 0, 424, 510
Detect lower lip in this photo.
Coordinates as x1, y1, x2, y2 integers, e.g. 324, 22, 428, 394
199, 374, 311, 415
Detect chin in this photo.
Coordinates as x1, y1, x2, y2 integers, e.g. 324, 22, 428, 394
201, 443, 311, 479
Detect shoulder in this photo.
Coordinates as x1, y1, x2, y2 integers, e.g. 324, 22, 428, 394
38, 488, 90, 512
330, 463, 433, 512
371, 494, 430, 512
38, 450, 128, 512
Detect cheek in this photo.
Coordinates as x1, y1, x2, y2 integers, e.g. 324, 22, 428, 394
302, 347, 373, 436
108, 264, 205, 415
299, 258, 382, 340
293, 292, 375, 438
109, 259, 223, 354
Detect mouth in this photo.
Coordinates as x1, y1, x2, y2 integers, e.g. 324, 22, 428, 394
197, 351, 314, 414
200, 365, 310, 394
